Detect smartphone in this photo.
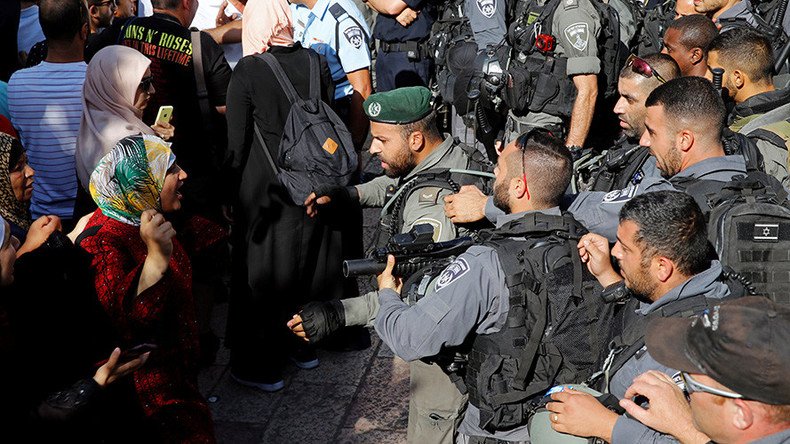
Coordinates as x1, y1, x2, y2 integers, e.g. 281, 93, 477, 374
95, 343, 158, 367
155, 105, 174, 126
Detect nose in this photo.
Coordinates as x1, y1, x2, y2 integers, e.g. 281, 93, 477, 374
660, 46, 668, 55
639, 129, 650, 148
613, 97, 626, 115
25, 165, 34, 178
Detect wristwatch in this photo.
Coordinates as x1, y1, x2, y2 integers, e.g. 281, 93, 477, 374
600, 281, 631, 304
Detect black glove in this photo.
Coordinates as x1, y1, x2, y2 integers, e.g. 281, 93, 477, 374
300, 299, 346, 343
312, 184, 359, 206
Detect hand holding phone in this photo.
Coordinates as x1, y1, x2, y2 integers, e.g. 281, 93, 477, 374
155, 106, 173, 126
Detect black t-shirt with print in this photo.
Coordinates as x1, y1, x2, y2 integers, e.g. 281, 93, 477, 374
87, 13, 232, 210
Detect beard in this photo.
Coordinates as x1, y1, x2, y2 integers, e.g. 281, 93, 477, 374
382, 148, 416, 178
492, 179, 511, 213
656, 142, 683, 178
618, 258, 657, 301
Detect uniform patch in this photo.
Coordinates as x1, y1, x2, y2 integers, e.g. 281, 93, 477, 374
411, 217, 442, 241
564, 22, 589, 51
344, 26, 364, 49
435, 257, 470, 292
476, 0, 497, 18
418, 187, 439, 204
368, 101, 381, 117
601, 184, 639, 203
563, 0, 579, 9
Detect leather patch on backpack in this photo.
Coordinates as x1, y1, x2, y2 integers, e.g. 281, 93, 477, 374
323, 138, 338, 155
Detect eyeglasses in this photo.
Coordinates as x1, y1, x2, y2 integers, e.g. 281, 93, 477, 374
681, 372, 748, 400
515, 128, 556, 200
139, 75, 154, 92
626, 54, 667, 84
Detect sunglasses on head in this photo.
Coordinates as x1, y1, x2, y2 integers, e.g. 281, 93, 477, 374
139, 75, 154, 92
626, 54, 667, 84
681, 372, 748, 400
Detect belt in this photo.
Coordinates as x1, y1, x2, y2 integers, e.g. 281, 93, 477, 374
379, 40, 428, 59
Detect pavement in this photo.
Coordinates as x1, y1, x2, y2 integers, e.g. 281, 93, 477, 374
200, 151, 412, 443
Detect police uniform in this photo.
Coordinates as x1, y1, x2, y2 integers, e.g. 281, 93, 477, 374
504, 0, 602, 141
588, 140, 660, 192
374, 208, 562, 443
373, 0, 437, 91
292, 0, 372, 101
340, 87, 480, 444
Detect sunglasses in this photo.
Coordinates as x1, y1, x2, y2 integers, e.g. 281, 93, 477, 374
626, 54, 667, 84
139, 75, 154, 92
681, 372, 748, 400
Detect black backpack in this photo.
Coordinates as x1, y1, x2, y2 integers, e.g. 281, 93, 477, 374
252, 51, 357, 205
463, 212, 615, 432
671, 171, 790, 305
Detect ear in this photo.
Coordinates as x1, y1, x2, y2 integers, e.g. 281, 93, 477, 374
676, 129, 694, 153
408, 131, 425, 152
731, 69, 746, 90
81, 22, 90, 40
510, 175, 528, 200
88, 4, 99, 18
690, 47, 703, 64
654, 256, 675, 283
732, 399, 755, 431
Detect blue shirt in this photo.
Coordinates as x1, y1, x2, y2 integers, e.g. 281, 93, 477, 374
292, 0, 372, 100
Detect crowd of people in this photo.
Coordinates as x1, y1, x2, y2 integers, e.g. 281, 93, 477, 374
2, 0, 790, 442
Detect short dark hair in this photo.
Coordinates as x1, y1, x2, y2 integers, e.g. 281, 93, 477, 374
151, 0, 181, 10
619, 190, 711, 275
39, 0, 89, 42
620, 53, 681, 83
645, 76, 726, 140
401, 110, 442, 142
667, 14, 718, 52
709, 28, 774, 84
512, 129, 572, 207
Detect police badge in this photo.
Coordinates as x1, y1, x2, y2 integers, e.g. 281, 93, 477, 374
344, 26, 364, 49
563, 22, 589, 51
476, 0, 496, 19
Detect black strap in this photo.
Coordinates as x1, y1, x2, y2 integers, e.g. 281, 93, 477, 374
255, 52, 302, 104
74, 225, 101, 249
748, 128, 790, 151
190, 30, 215, 138
253, 124, 280, 176
329, 3, 370, 54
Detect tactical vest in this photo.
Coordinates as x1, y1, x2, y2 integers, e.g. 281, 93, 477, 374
634, 0, 675, 56
461, 212, 614, 432
590, 272, 750, 393
371, 140, 495, 251
505, 0, 623, 118
589, 143, 652, 192
747, 119, 790, 155
429, 0, 477, 106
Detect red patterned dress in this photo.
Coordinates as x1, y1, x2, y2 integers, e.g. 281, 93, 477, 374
80, 209, 225, 443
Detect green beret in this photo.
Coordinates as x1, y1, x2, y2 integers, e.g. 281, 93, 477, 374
363, 86, 432, 124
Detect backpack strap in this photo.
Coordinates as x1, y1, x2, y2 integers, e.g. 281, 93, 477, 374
747, 121, 790, 152
254, 52, 302, 104
306, 50, 320, 101
190, 30, 216, 139
74, 225, 102, 249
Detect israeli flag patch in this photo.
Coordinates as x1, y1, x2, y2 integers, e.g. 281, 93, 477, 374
435, 258, 470, 292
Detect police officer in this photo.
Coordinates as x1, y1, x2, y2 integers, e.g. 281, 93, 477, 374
372, 132, 588, 443
291, 0, 373, 149
364, 0, 438, 91
543, 190, 733, 444
445, 77, 750, 241
430, 0, 508, 145
588, 53, 680, 192
504, 0, 602, 150
292, 86, 489, 444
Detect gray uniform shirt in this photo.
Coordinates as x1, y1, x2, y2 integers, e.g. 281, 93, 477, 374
753, 429, 790, 444
609, 261, 731, 444
716, 0, 759, 30
375, 208, 563, 442
343, 137, 476, 326
467, 0, 508, 50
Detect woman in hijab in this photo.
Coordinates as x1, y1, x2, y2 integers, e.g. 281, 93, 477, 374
76, 45, 174, 191
79, 134, 223, 443
224, 0, 353, 392
0, 133, 33, 241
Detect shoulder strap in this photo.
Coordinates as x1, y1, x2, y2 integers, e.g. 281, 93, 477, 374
329, 3, 369, 54
190, 30, 215, 133
253, 124, 280, 175
306, 50, 320, 100
748, 120, 790, 151
254, 52, 302, 104
74, 225, 102, 249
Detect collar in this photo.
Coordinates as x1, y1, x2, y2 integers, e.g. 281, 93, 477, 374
637, 260, 728, 315
308, 0, 332, 20
495, 207, 562, 228
731, 87, 790, 120
403, 137, 457, 180
676, 155, 746, 181
717, 0, 751, 19
152, 12, 182, 25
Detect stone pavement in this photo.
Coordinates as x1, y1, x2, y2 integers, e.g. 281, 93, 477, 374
200, 198, 412, 443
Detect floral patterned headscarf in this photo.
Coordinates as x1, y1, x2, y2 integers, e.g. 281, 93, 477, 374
0, 134, 30, 231
89, 134, 175, 226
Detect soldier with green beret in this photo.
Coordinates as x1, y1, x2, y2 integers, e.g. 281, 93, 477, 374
295, 85, 494, 444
